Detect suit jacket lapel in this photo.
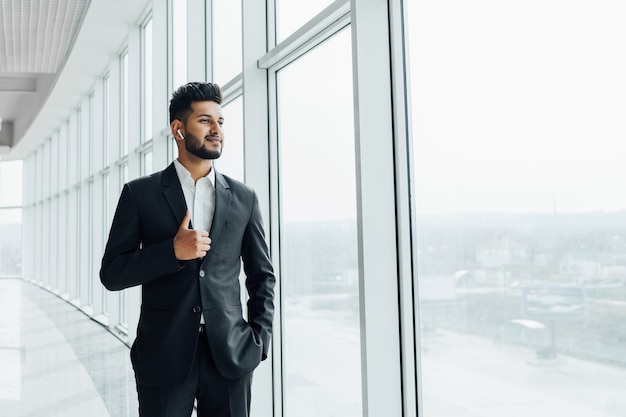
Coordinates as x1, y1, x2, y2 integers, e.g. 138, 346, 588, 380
162, 163, 189, 227
209, 171, 231, 245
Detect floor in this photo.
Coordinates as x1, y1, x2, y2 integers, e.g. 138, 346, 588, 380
0, 278, 137, 417
4, 275, 623, 417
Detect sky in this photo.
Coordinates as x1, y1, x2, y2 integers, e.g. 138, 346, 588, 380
273, 0, 626, 221
409, 0, 626, 214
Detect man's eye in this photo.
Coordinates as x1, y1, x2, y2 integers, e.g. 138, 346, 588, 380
200, 119, 209, 123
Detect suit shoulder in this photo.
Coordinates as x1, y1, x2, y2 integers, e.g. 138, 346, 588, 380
126, 169, 165, 189
221, 173, 256, 196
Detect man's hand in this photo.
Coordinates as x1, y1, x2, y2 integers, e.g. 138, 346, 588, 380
173, 210, 211, 260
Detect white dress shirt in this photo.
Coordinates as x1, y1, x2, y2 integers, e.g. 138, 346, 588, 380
173, 159, 216, 234
173, 159, 216, 324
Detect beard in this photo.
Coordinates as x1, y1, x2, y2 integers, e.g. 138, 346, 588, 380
184, 132, 222, 160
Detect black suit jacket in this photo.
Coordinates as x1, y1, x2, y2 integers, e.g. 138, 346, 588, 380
100, 163, 275, 386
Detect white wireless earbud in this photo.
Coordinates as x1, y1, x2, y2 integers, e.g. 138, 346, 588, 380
177, 129, 184, 140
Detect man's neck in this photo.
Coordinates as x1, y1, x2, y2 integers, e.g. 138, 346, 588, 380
177, 157, 212, 184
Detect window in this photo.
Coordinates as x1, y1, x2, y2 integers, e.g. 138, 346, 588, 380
277, 29, 361, 416
0, 161, 23, 208
120, 51, 129, 156
118, 163, 129, 327
216, 96, 244, 181
101, 172, 109, 315
408, 1, 626, 415
103, 75, 110, 166
140, 16, 154, 176
172, 0, 188, 89
212, 0, 241, 85
142, 151, 153, 175
72, 109, 81, 184
0, 161, 23, 277
168, 135, 178, 162
142, 18, 154, 143
86, 94, 94, 175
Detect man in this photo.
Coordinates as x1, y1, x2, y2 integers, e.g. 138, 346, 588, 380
100, 82, 275, 417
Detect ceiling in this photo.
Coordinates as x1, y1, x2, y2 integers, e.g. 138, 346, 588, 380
0, 0, 148, 161
0, 0, 90, 156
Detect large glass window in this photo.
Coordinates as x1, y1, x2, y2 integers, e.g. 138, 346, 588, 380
172, 0, 188, 89
118, 163, 129, 327
0, 161, 22, 208
120, 51, 129, 156
72, 109, 81, 184
103, 75, 110, 167
101, 172, 109, 315
408, 1, 626, 416
277, 28, 361, 416
142, 151, 153, 175
212, 0, 242, 85
60, 122, 69, 190
0, 161, 23, 277
142, 18, 154, 143
216, 96, 244, 182
87, 93, 94, 172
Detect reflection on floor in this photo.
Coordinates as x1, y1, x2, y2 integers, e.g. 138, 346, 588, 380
0, 278, 136, 417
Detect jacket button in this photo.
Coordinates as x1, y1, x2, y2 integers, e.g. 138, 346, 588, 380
193, 306, 202, 313
199, 270, 205, 278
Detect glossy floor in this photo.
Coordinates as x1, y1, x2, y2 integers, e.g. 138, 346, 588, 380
0, 278, 136, 417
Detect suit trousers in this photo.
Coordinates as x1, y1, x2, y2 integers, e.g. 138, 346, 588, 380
136, 328, 253, 417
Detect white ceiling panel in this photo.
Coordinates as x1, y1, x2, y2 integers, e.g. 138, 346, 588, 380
0, 0, 89, 73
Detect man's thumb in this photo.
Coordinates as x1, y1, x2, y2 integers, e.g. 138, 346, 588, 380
179, 210, 191, 229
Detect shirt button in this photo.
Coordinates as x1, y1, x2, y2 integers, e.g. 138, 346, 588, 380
199, 270, 205, 278
193, 306, 202, 313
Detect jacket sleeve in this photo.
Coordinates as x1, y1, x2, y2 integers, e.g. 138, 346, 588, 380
100, 183, 184, 291
241, 191, 276, 360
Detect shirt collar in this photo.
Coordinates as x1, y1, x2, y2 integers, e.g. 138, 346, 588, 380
173, 159, 215, 188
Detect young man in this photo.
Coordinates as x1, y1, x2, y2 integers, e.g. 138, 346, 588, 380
100, 82, 275, 417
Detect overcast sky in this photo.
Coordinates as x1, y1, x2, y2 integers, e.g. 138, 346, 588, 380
410, 0, 626, 214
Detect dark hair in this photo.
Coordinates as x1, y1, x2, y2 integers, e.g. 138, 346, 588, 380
169, 82, 223, 123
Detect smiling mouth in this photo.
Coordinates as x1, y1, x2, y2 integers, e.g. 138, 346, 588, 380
206, 136, 221, 143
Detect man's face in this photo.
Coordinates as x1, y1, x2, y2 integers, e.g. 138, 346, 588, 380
182, 100, 224, 160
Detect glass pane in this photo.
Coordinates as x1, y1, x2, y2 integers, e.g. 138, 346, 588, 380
212, 0, 242, 85
101, 173, 109, 314
215, 96, 244, 182
0, 161, 23, 207
142, 151, 153, 175
60, 122, 69, 189
408, 1, 626, 416
121, 52, 129, 156
103, 75, 110, 166
143, 18, 154, 142
172, 0, 188, 89
74, 187, 81, 299
169, 135, 179, 161
120, 164, 128, 189
277, 29, 361, 416
74, 109, 81, 183
275, 0, 335, 42
0, 208, 21, 277
88, 95, 94, 171
120, 291, 128, 327
87, 182, 94, 305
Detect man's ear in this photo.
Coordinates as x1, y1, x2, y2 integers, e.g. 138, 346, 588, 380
171, 120, 184, 141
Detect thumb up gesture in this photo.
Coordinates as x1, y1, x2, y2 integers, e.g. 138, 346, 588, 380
173, 210, 211, 260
